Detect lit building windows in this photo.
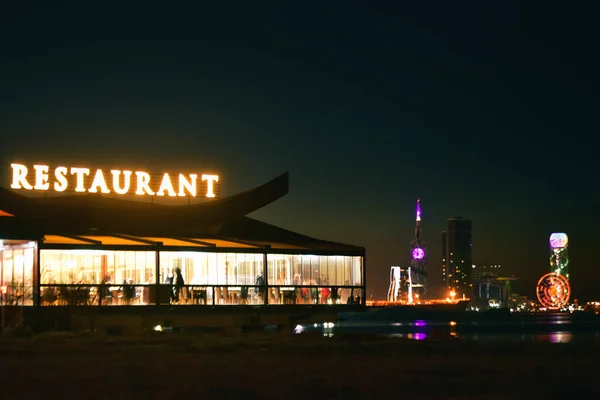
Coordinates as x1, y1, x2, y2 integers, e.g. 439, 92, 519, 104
0, 243, 36, 305
34, 248, 364, 306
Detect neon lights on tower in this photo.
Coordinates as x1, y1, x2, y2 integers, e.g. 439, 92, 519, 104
409, 199, 427, 299
535, 232, 571, 310
549, 233, 569, 280
412, 247, 425, 260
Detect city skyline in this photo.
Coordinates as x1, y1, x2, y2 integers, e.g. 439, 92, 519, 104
389, 203, 580, 300
1, 3, 597, 300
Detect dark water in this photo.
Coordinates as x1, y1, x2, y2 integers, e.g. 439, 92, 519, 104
294, 312, 600, 344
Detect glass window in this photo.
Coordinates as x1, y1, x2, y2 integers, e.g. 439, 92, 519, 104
267, 254, 363, 287
2, 249, 13, 285
222, 253, 262, 285
40, 250, 156, 285
160, 251, 198, 284
295, 255, 317, 285
35, 249, 363, 306
352, 256, 363, 285
23, 247, 35, 305
159, 252, 264, 287
190, 253, 209, 285
267, 254, 292, 285
0, 244, 36, 305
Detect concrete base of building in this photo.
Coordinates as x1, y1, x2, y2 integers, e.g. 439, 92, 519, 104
2, 305, 365, 335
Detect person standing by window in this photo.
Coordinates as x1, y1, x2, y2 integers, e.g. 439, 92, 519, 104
173, 267, 185, 303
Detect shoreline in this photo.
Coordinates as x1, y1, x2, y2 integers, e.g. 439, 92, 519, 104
1, 331, 600, 398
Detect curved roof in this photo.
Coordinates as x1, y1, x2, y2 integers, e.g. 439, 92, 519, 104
0, 172, 289, 232
0, 172, 364, 254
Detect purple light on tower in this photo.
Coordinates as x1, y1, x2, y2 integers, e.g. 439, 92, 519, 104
416, 199, 422, 222
412, 247, 425, 260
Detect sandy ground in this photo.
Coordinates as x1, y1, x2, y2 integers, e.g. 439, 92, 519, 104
0, 331, 599, 399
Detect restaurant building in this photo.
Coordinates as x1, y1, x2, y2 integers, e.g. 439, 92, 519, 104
0, 164, 365, 310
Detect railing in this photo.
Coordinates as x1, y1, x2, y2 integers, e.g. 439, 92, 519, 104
38, 284, 363, 306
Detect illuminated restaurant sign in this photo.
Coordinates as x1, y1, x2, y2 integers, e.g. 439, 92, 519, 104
9, 163, 219, 198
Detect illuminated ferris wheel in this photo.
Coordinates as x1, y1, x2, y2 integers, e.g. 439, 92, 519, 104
536, 272, 571, 310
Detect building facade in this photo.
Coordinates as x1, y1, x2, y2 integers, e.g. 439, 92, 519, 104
472, 264, 502, 284
0, 170, 365, 308
387, 265, 412, 302
471, 264, 519, 308
441, 217, 472, 297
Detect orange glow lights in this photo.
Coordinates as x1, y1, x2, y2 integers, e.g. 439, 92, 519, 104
10, 163, 219, 198
536, 272, 571, 310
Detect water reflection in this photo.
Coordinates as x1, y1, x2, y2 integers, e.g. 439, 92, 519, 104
546, 331, 572, 343
294, 318, 600, 344
408, 333, 427, 340
466, 333, 577, 343
383, 333, 427, 340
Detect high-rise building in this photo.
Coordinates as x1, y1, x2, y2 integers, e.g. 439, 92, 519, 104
409, 199, 427, 300
441, 217, 472, 297
441, 231, 447, 287
549, 233, 569, 280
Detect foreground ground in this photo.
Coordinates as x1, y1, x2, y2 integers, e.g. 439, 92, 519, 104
0, 330, 598, 399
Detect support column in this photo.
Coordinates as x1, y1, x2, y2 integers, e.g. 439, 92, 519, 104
35, 241, 41, 307
263, 249, 269, 306
155, 247, 160, 306
361, 252, 366, 306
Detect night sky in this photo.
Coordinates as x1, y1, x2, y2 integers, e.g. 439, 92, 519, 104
1, 2, 598, 300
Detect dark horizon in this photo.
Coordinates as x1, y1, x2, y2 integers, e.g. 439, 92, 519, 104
1, 2, 598, 300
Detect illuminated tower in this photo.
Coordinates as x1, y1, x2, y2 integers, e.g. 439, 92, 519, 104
388, 266, 401, 302
549, 233, 569, 280
409, 199, 427, 300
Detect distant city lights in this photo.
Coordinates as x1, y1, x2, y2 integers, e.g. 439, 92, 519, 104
536, 272, 571, 309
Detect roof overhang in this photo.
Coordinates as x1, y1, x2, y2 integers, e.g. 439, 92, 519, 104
1, 172, 364, 254
0, 172, 289, 234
